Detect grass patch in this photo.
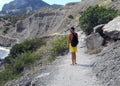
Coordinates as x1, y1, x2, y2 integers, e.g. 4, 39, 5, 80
45, 36, 68, 63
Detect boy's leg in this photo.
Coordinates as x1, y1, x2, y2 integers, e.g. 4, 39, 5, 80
74, 53, 77, 64
71, 53, 74, 65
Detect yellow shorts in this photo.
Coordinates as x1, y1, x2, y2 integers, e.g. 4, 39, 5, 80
69, 43, 77, 53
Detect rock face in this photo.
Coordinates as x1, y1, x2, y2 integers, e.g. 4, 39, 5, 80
86, 33, 104, 50
93, 41, 120, 86
0, 35, 17, 47
103, 16, 120, 40
8, 8, 69, 42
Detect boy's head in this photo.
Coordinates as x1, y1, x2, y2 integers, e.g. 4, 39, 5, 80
70, 27, 75, 33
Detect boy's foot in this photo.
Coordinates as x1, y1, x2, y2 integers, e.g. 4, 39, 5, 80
70, 64, 74, 65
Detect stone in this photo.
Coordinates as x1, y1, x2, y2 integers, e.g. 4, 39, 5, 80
103, 16, 120, 40
86, 33, 103, 50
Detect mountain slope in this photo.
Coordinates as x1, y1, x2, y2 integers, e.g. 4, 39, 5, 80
1, 0, 50, 14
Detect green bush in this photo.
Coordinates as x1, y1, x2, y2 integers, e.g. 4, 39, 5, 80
49, 36, 68, 62
0, 69, 16, 86
12, 52, 40, 74
5, 38, 45, 63
79, 5, 118, 35
0, 51, 42, 85
0, 38, 45, 85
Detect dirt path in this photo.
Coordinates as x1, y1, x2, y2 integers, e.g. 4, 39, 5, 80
35, 33, 103, 86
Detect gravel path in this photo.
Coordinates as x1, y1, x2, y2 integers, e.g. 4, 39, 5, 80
36, 33, 103, 86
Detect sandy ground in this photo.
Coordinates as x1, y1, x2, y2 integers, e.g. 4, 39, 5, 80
34, 33, 103, 86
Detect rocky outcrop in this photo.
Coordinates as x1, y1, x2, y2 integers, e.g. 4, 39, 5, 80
103, 16, 120, 40
86, 33, 104, 50
0, 35, 17, 47
93, 41, 120, 86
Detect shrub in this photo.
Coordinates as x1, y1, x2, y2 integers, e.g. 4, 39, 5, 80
12, 51, 40, 74
79, 5, 118, 35
0, 69, 16, 86
0, 51, 42, 85
49, 36, 68, 62
0, 38, 45, 85
5, 38, 45, 63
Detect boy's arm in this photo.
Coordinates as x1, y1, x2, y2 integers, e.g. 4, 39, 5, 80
67, 35, 70, 48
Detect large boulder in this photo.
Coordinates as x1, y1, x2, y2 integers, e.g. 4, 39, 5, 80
86, 33, 104, 50
103, 16, 120, 40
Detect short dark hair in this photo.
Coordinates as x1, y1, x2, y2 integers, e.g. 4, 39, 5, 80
70, 27, 75, 31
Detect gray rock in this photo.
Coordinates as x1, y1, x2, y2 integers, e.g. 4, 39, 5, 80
103, 16, 120, 40
86, 33, 103, 50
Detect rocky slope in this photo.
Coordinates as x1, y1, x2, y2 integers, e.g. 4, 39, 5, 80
93, 41, 120, 86
0, 3, 73, 43
0, 0, 104, 44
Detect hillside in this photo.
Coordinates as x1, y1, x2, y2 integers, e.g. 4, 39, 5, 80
0, 0, 103, 44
